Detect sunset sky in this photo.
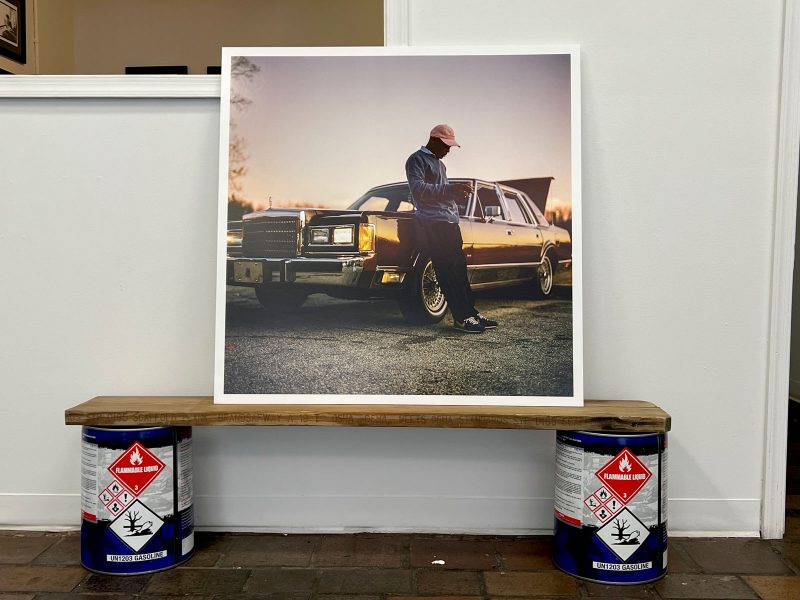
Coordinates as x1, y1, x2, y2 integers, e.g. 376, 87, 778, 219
227, 52, 573, 212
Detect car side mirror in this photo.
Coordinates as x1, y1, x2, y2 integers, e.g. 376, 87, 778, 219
484, 205, 501, 222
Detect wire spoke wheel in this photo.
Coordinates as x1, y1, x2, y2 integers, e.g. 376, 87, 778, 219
538, 256, 553, 296
421, 261, 446, 313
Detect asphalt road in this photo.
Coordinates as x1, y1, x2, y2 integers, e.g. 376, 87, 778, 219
224, 286, 573, 397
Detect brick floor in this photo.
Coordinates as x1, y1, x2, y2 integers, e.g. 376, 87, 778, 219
1, 521, 800, 599
0, 528, 798, 599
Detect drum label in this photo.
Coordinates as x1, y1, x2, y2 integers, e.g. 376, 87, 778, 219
593, 560, 653, 571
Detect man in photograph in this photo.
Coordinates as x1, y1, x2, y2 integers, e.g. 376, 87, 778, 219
405, 124, 498, 334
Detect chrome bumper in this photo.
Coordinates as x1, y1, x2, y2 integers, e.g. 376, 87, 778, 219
227, 256, 365, 287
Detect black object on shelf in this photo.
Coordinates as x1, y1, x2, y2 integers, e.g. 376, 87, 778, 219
125, 65, 189, 75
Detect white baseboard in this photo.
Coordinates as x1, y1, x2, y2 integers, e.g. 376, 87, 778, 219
0, 493, 762, 537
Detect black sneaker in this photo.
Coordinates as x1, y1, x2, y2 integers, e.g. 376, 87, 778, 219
453, 316, 485, 334
476, 313, 498, 328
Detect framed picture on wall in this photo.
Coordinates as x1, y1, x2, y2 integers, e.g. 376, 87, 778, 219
0, 0, 25, 64
214, 46, 582, 406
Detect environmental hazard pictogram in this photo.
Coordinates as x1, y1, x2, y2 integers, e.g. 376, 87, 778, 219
107, 442, 165, 497
595, 448, 652, 504
595, 507, 650, 561
109, 499, 164, 552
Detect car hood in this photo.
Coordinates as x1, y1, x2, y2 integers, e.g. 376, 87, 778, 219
243, 207, 364, 223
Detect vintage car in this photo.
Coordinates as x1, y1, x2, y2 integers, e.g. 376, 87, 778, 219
226, 178, 572, 324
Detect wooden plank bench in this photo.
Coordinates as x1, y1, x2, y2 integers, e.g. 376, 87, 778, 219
65, 397, 670, 432
66, 396, 671, 579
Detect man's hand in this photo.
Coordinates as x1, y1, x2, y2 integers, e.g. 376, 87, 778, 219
452, 182, 473, 200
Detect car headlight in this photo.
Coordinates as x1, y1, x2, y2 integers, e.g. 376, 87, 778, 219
333, 226, 354, 245
227, 231, 242, 246
310, 228, 330, 244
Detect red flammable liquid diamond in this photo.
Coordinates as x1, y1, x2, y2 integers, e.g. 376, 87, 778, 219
107, 441, 166, 497
595, 447, 652, 504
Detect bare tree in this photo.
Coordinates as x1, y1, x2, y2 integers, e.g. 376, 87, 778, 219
124, 511, 141, 533
228, 57, 260, 207
612, 518, 629, 542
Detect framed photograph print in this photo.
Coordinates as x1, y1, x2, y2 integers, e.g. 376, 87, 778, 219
214, 46, 582, 406
0, 0, 24, 64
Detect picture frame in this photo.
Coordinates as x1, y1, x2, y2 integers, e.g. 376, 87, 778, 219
214, 46, 582, 407
0, 0, 25, 65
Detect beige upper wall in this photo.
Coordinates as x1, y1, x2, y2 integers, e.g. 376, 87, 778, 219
68, 0, 382, 75
37, 0, 75, 74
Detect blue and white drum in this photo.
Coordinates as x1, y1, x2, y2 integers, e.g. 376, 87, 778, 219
553, 431, 667, 584
80, 426, 194, 574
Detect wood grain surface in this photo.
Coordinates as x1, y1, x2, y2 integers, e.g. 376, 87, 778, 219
65, 397, 670, 432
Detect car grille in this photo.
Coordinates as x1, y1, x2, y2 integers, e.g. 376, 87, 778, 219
242, 216, 300, 257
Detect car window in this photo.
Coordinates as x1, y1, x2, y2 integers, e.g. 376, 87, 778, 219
524, 196, 550, 226
454, 193, 470, 216
475, 185, 504, 220
349, 185, 411, 212
356, 196, 392, 212
503, 191, 531, 224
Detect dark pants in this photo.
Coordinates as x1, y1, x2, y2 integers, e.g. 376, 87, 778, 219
416, 219, 477, 322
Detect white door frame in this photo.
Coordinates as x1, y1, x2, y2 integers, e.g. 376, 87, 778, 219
383, 0, 800, 539
762, 0, 800, 539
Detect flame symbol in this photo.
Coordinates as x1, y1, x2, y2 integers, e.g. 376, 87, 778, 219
619, 455, 632, 473
130, 448, 143, 466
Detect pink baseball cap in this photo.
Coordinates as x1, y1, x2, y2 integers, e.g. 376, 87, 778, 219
430, 124, 461, 147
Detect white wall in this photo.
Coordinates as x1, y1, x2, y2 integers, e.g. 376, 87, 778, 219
0, 0, 786, 535
404, 0, 785, 533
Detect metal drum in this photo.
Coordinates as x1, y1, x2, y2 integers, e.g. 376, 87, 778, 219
80, 426, 194, 574
553, 431, 667, 584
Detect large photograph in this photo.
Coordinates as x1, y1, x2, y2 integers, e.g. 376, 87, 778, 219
214, 47, 582, 405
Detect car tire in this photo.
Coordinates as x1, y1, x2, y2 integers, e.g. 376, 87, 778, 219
398, 257, 448, 324
533, 253, 555, 298
254, 285, 308, 311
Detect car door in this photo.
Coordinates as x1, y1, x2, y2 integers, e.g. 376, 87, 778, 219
468, 183, 519, 285
499, 187, 544, 266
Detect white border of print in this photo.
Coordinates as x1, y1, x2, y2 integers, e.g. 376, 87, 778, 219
213, 45, 583, 406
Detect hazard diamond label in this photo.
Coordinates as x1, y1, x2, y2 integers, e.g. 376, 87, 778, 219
99, 488, 115, 507
603, 495, 623, 517
584, 494, 602, 511
108, 480, 124, 496
593, 486, 616, 504
595, 507, 650, 561
109, 499, 164, 553
593, 505, 613, 524
107, 498, 125, 516
595, 448, 652, 504
107, 442, 166, 497
116, 489, 134, 508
